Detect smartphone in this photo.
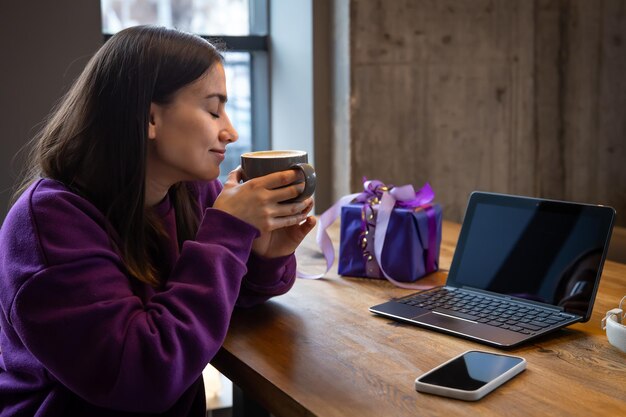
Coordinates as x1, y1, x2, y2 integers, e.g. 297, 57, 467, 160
415, 350, 526, 401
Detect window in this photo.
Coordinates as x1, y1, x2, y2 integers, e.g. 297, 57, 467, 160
101, 0, 269, 183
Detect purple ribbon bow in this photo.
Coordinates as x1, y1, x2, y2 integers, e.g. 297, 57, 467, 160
354, 177, 435, 208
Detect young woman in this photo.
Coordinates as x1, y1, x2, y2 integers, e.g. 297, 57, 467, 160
0, 25, 315, 416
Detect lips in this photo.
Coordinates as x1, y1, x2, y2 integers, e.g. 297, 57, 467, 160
210, 149, 226, 162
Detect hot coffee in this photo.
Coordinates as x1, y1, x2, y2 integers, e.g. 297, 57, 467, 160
241, 150, 305, 159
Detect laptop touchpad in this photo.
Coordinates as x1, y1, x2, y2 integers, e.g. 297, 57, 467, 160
416, 312, 523, 345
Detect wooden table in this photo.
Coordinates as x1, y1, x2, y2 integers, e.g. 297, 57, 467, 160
211, 220, 626, 417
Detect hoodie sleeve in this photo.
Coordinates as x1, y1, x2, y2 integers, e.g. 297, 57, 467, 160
195, 180, 297, 308
235, 251, 297, 308
5, 182, 259, 413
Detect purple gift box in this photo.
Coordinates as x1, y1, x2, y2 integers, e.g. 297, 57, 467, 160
338, 203, 443, 282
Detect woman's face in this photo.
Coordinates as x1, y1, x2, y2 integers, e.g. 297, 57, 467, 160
147, 62, 238, 185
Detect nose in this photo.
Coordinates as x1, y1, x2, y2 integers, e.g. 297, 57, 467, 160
219, 115, 238, 143
219, 128, 238, 143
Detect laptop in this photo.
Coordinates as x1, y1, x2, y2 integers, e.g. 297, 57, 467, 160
369, 191, 616, 348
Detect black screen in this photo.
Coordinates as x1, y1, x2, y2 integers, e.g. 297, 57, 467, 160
448, 192, 615, 318
418, 351, 524, 391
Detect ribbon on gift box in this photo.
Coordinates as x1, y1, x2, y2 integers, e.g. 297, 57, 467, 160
297, 178, 439, 290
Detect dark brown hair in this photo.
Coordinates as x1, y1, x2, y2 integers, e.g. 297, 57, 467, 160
14, 25, 224, 287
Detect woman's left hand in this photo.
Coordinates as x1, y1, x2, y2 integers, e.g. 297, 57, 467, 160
251, 198, 316, 258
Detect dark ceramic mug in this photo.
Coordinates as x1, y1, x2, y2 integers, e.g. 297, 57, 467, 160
240, 150, 316, 202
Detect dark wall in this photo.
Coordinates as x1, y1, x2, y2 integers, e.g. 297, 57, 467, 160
346, 0, 626, 226
0, 0, 102, 222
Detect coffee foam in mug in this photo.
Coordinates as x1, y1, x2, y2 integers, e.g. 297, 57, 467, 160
241, 150, 306, 158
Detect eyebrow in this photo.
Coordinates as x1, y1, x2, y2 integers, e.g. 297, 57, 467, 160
205, 93, 228, 103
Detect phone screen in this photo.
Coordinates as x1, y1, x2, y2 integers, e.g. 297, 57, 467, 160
418, 351, 524, 391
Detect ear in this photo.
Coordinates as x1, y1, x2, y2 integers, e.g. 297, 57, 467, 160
148, 103, 159, 140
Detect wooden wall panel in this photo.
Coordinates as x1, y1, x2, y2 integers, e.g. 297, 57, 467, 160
595, 0, 626, 218
535, 0, 564, 199
347, 0, 626, 225
563, 0, 603, 204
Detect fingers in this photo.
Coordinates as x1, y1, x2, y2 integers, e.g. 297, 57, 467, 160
272, 197, 313, 218
224, 166, 243, 186
273, 211, 311, 229
255, 210, 307, 233
245, 169, 306, 203
298, 216, 317, 235
255, 169, 302, 190
257, 198, 314, 232
300, 197, 315, 214
274, 215, 317, 243
271, 183, 306, 203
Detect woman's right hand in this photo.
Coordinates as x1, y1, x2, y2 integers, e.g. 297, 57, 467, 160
212, 167, 311, 234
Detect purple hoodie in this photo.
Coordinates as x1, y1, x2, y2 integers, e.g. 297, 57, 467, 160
0, 178, 296, 416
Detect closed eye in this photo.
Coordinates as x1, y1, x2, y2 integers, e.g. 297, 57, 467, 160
209, 112, 220, 119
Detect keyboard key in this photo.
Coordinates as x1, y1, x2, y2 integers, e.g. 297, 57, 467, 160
433, 308, 480, 322
518, 322, 542, 331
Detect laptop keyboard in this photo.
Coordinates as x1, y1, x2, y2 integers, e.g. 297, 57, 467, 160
398, 288, 571, 335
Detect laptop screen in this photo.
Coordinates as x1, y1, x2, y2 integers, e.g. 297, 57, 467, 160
447, 192, 615, 319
